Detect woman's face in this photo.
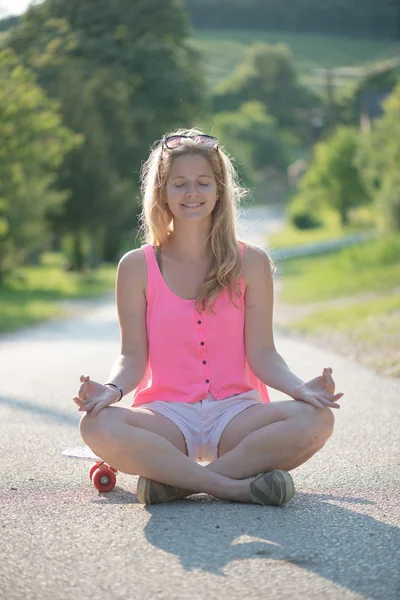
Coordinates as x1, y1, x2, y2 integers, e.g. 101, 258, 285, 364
165, 154, 219, 220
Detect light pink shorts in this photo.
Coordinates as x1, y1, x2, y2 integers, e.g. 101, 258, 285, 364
138, 389, 264, 462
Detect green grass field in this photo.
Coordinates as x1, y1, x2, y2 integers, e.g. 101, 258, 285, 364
0, 253, 116, 334
190, 29, 400, 90
275, 234, 400, 376
277, 234, 400, 304
268, 206, 377, 249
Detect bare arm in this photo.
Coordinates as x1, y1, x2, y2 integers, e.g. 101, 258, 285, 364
73, 248, 149, 414
104, 248, 149, 396
243, 245, 343, 409
243, 245, 305, 398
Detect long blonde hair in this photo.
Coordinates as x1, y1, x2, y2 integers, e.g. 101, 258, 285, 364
138, 127, 274, 312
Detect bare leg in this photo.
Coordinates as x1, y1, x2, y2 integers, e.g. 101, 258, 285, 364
81, 415, 251, 502
169, 403, 334, 500
80, 403, 333, 504
205, 406, 334, 479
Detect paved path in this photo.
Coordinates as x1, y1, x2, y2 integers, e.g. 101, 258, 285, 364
1, 205, 399, 600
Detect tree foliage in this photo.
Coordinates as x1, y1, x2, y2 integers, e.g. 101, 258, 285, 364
213, 43, 318, 139
338, 68, 399, 126
356, 83, 400, 231
210, 101, 295, 185
6, 0, 205, 269
0, 49, 80, 280
296, 126, 368, 225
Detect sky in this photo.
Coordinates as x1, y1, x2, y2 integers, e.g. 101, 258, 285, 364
0, 0, 40, 17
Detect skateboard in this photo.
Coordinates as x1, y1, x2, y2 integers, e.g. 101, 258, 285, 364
62, 446, 118, 492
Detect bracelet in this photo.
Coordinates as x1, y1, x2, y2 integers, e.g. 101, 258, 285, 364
104, 382, 123, 402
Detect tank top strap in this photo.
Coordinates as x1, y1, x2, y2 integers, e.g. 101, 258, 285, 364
142, 243, 161, 300
238, 240, 246, 295
142, 243, 158, 267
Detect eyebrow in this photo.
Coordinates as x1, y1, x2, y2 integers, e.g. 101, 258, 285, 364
171, 174, 212, 180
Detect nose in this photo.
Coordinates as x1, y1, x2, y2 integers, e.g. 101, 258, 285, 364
185, 182, 199, 197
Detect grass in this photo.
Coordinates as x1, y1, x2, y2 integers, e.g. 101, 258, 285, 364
0, 252, 116, 334
276, 234, 400, 304
290, 293, 400, 337
286, 292, 400, 377
269, 207, 376, 249
275, 233, 400, 377
190, 29, 400, 90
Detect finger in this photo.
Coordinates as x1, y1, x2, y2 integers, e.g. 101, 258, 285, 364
320, 392, 344, 407
72, 396, 85, 406
78, 379, 91, 400
73, 395, 91, 408
317, 396, 340, 409
297, 397, 325, 409
78, 400, 97, 412
91, 402, 107, 417
322, 371, 335, 393
325, 392, 343, 401
77, 386, 88, 401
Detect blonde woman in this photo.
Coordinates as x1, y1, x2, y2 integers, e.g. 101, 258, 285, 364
73, 129, 343, 507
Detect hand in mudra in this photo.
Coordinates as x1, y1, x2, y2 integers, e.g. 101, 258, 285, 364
72, 375, 119, 416
293, 367, 343, 410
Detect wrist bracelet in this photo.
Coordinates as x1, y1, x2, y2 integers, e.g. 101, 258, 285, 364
104, 382, 123, 402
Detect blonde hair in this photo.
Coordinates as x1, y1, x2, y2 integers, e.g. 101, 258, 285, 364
138, 127, 274, 312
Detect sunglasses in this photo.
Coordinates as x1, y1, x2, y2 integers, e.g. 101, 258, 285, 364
162, 134, 218, 150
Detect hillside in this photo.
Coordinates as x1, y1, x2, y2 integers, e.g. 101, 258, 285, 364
189, 29, 400, 91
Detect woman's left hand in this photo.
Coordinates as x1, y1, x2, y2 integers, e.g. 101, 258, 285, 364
292, 367, 344, 409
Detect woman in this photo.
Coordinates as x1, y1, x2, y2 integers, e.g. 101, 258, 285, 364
73, 129, 343, 507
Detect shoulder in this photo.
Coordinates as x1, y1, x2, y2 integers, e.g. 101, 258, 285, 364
117, 246, 148, 289
240, 242, 275, 288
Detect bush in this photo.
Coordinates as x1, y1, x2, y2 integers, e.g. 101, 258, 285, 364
287, 192, 323, 229
291, 212, 323, 230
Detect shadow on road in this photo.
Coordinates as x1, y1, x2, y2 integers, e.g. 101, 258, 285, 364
0, 394, 80, 427
83, 485, 400, 599
138, 493, 398, 598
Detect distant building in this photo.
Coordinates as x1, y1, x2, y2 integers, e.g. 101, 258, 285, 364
360, 90, 391, 132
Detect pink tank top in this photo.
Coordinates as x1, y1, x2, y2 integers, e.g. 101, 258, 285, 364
132, 242, 270, 405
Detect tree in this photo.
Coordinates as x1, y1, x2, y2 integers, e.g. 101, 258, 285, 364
213, 43, 318, 139
356, 83, 400, 231
7, 0, 205, 268
337, 67, 399, 126
296, 126, 368, 225
210, 101, 296, 186
0, 49, 80, 280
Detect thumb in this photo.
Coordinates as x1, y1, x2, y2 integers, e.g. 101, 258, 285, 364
323, 370, 335, 393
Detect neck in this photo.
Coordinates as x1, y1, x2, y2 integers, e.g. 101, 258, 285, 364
165, 229, 211, 261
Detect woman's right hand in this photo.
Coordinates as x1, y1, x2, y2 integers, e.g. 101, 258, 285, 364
72, 374, 120, 416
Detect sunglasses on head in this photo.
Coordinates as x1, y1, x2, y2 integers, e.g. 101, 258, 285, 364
162, 134, 218, 150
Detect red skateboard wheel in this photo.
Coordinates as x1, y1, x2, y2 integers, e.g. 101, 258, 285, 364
89, 463, 100, 481
92, 466, 116, 492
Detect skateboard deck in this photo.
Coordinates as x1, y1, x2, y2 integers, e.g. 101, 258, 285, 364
62, 445, 117, 491
62, 445, 101, 461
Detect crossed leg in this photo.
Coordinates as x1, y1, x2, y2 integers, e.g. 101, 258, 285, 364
80, 400, 334, 502
208, 400, 335, 478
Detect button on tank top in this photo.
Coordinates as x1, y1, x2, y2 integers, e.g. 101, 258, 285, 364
131, 242, 270, 405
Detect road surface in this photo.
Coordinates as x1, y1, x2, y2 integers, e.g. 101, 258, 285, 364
1, 205, 399, 600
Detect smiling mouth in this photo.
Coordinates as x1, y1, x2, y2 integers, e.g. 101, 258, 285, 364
181, 202, 205, 208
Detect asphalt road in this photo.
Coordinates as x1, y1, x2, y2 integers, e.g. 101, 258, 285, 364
1, 205, 399, 600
